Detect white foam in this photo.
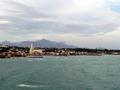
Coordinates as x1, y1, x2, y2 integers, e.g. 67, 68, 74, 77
17, 84, 43, 88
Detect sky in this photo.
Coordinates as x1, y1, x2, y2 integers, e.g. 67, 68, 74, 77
0, 0, 120, 48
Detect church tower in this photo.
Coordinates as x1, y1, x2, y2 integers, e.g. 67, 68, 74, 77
29, 43, 34, 54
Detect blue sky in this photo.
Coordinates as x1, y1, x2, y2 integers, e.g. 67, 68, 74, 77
0, 0, 120, 48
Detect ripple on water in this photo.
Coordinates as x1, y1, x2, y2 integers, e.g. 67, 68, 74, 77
36, 59, 43, 61
27, 60, 32, 62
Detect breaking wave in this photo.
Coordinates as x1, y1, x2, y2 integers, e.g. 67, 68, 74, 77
17, 84, 46, 88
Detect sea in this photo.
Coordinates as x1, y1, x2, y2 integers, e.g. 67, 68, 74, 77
0, 55, 120, 90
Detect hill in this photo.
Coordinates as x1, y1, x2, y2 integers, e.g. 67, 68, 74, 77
1, 39, 77, 48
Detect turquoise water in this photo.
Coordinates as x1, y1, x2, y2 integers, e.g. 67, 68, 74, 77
0, 56, 120, 90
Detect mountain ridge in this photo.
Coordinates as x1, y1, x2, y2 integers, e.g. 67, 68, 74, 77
1, 39, 77, 48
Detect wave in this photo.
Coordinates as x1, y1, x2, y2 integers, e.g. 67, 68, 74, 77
17, 84, 46, 88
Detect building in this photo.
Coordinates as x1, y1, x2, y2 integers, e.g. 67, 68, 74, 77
0, 44, 8, 48
29, 43, 43, 55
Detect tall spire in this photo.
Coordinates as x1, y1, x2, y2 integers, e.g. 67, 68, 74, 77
29, 42, 34, 54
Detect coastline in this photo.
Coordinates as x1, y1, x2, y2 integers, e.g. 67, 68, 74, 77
0, 45, 120, 59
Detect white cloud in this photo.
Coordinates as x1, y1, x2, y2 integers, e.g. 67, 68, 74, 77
105, 27, 120, 37
0, 20, 9, 24
0, 0, 120, 48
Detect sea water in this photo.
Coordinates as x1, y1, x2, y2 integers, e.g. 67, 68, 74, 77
0, 56, 120, 90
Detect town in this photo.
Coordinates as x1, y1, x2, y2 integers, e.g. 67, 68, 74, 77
0, 43, 120, 58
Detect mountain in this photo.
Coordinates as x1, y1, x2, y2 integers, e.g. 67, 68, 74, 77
1, 39, 77, 48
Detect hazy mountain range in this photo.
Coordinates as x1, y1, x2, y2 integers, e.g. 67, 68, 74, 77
0, 39, 77, 48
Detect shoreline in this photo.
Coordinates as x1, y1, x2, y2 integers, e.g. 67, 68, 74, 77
0, 54, 117, 59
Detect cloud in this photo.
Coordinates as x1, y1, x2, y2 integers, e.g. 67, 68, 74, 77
0, 20, 9, 24
0, 0, 120, 48
0, 0, 120, 35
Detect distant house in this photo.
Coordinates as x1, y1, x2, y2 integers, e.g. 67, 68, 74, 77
0, 44, 8, 48
112, 52, 119, 55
